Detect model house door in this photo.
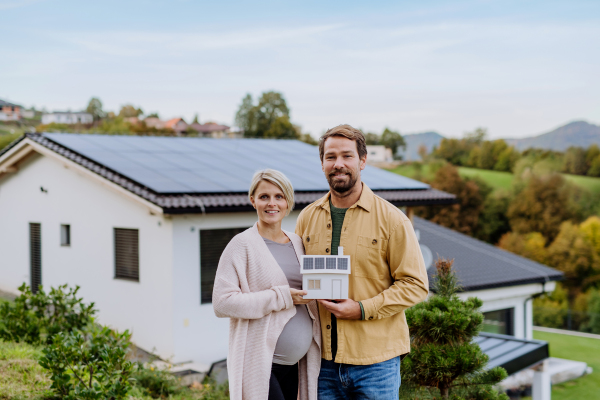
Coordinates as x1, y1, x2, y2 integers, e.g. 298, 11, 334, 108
332, 279, 342, 299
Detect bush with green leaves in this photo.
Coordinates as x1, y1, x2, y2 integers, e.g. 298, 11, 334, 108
400, 258, 509, 400
39, 324, 135, 400
0, 283, 96, 344
132, 363, 185, 398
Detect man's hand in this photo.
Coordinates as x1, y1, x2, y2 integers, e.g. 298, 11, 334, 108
318, 299, 362, 320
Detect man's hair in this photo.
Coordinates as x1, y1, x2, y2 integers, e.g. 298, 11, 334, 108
248, 169, 295, 216
319, 124, 367, 162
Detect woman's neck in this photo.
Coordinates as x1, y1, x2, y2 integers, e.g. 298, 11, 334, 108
257, 220, 289, 243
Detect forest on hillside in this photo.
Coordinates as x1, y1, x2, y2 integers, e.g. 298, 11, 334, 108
392, 140, 600, 334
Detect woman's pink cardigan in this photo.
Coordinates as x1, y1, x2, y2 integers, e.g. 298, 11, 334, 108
212, 223, 321, 400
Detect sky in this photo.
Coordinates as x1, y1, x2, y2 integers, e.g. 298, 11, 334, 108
1, 0, 599, 139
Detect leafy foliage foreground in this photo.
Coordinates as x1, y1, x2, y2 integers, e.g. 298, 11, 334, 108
400, 258, 508, 400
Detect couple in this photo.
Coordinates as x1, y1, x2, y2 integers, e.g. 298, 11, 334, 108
213, 125, 429, 400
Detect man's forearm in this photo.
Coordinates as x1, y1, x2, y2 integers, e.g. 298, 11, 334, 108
360, 277, 429, 320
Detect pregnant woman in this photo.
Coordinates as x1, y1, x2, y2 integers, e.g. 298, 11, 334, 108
213, 169, 321, 400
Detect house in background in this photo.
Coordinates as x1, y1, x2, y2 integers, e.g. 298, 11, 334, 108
366, 145, 393, 163
188, 122, 239, 138
414, 216, 563, 340
164, 118, 188, 135
0, 132, 454, 367
0, 99, 22, 121
143, 117, 165, 129
41, 111, 93, 125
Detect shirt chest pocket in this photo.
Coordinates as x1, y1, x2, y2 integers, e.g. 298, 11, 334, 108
354, 235, 388, 279
303, 233, 321, 254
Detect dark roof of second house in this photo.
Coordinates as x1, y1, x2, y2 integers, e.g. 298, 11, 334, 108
415, 216, 563, 291
478, 332, 549, 375
0, 133, 456, 213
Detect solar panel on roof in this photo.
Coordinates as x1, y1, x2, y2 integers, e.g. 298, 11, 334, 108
44, 133, 430, 194
315, 258, 325, 269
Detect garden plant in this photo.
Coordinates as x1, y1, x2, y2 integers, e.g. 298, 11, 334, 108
0, 283, 96, 344
399, 258, 509, 400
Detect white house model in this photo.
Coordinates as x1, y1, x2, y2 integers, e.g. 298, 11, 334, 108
301, 247, 350, 299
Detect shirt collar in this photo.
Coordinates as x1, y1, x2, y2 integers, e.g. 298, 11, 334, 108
317, 182, 373, 213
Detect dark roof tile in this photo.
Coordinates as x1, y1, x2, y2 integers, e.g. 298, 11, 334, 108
415, 216, 563, 291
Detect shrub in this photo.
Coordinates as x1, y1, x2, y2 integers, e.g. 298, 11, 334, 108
132, 364, 184, 398
39, 325, 135, 400
401, 258, 508, 400
0, 283, 96, 344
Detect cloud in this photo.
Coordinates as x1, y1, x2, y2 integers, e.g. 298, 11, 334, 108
0, 0, 43, 10
51, 23, 344, 57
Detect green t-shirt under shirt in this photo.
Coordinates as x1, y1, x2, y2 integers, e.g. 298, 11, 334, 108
329, 200, 348, 360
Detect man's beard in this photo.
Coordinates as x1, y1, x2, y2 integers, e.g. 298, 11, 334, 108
326, 169, 358, 194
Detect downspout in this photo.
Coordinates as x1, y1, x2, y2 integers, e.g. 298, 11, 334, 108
524, 281, 547, 339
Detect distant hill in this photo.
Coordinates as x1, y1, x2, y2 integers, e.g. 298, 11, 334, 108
505, 121, 600, 152
397, 131, 444, 161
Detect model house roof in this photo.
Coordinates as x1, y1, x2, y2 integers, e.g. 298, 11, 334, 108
0, 133, 456, 213
415, 217, 563, 291
301, 254, 351, 274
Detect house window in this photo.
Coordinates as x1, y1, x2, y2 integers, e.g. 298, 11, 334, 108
482, 308, 514, 336
60, 224, 71, 246
114, 228, 139, 282
308, 279, 321, 290
29, 223, 42, 294
200, 227, 247, 304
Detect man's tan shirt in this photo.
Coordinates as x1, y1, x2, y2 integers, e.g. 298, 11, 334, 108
295, 184, 429, 365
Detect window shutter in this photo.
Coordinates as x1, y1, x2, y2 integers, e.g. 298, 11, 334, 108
114, 228, 139, 281
200, 227, 247, 304
29, 223, 42, 294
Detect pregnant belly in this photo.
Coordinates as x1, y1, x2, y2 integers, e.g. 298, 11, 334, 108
273, 305, 313, 365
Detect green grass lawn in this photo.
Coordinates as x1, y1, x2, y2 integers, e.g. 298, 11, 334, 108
0, 340, 51, 400
533, 330, 600, 400
457, 167, 514, 192
562, 174, 600, 195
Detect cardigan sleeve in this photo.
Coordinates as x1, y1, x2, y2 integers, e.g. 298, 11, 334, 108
212, 237, 294, 320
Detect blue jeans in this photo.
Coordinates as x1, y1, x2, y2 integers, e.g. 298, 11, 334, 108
318, 356, 401, 400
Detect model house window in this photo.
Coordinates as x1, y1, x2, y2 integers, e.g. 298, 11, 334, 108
200, 227, 247, 304
29, 223, 42, 294
482, 308, 514, 336
60, 224, 71, 246
114, 228, 139, 282
308, 279, 321, 290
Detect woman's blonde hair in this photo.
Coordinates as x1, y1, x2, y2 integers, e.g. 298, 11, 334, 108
248, 169, 295, 216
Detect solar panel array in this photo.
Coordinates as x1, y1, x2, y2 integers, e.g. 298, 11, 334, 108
44, 133, 429, 194
302, 256, 350, 272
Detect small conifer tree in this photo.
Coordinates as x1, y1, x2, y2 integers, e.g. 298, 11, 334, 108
400, 258, 509, 400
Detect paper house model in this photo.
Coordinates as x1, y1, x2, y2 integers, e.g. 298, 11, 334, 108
301, 247, 351, 299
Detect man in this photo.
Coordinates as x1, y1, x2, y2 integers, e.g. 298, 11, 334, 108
295, 124, 429, 399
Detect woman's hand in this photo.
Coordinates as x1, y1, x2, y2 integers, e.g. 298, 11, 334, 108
290, 288, 311, 305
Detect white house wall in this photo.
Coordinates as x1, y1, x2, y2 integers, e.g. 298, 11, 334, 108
0, 153, 175, 358
170, 210, 301, 365
458, 282, 555, 340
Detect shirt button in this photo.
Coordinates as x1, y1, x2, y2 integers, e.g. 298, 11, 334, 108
327, 223, 331, 228
326, 248, 330, 253
372, 239, 377, 245
306, 236, 310, 242
369, 316, 373, 320
327, 325, 331, 329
